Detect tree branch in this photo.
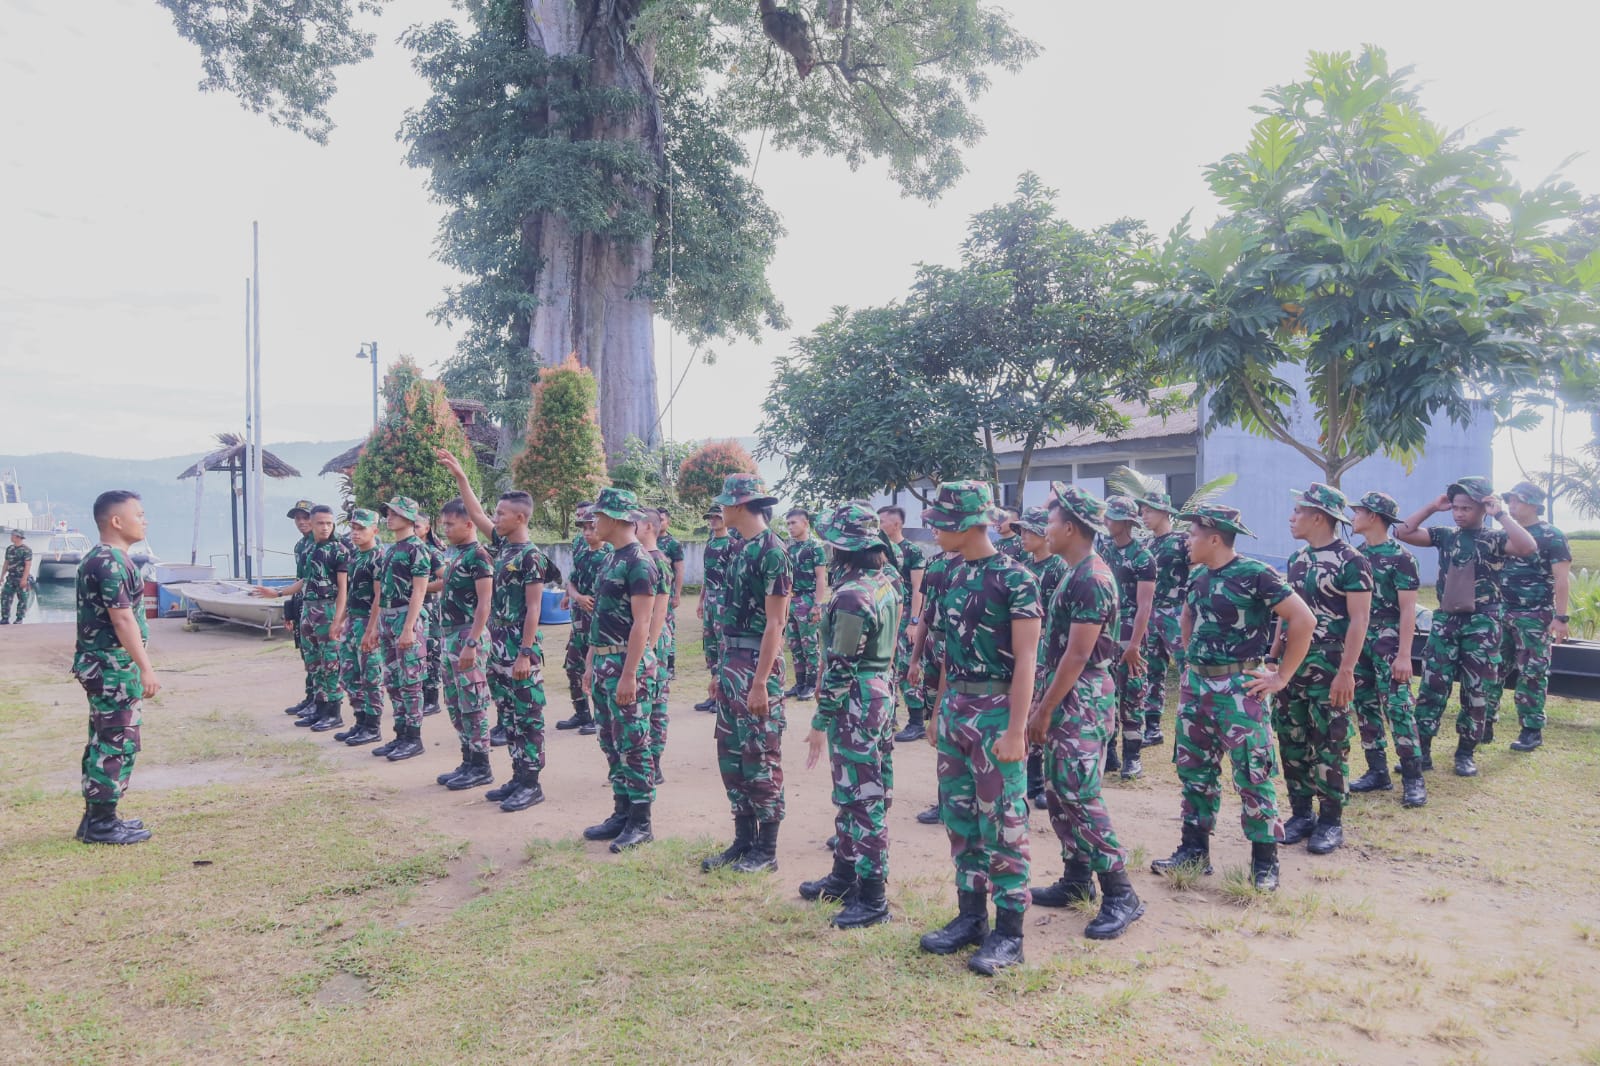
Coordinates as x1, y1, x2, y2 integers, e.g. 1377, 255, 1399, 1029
1240, 376, 1327, 468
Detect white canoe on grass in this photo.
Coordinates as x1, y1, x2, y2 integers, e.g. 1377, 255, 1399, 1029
176, 580, 287, 637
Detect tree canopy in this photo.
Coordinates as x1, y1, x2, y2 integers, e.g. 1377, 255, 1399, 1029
511, 356, 609, 537
352, 356, 483, 517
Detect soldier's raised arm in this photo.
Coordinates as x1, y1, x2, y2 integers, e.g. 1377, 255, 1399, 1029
435, 448, 494, 537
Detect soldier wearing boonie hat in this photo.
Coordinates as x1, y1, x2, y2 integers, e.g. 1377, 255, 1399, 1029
360, 496, 433, 764
783, 506, 829, 703
698, 505, 735, 712
1151, 501, 1314, 894
279, 499, 319, 716
1273, 483, 1374, 857
335, 509, 388, 746
1486, 480, 1572, 755
556, 500, 608, 737
914, 480, 1041, 977
1135, 488, 1187, 748
1014, 505, 1065, 810
1099, 495, 1155, 781
1395, 477, 1537, 777
1348, 490, 1425, 808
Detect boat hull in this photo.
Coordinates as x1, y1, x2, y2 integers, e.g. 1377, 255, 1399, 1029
175, 581, 288, 637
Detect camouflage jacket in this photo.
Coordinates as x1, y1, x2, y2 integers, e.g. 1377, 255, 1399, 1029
929, 552, 1043, 682
648, 547, 672, 652
1498, 521, 1571, 611
345, 545, 381, 618
75, 544, 146, 656
590, 541, 658, 648
1360, 539, 1419, 627
301, 537, 348, 601
491, 540, 550, 632
438, 541, 494, 628
1185, 556, 1293, 667
1427, 526, 1511, 610
718, 528, 793, 637
1149, 530, 1191, 610
1043, 552, 1119, 675
378, 535, 433, 611
1285, 538, 1373, 645
3, 543, 31, 583
1103, 535, 1156, 625
787, 537, 826, 597
569, 538, 613, 600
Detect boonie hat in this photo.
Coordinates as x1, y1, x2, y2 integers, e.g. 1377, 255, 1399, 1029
713, 473, 779, 508
1446, 476, 1494, 503
1104, 495, 1145, 525
1049, 483, 1110, 535
1354, 491, 1400, 522
379, 496, 421, 523
921, 480, 996, 533
1291, 482, 1351, 525
1177, 503, 1255, 538
817, 502, 882, 552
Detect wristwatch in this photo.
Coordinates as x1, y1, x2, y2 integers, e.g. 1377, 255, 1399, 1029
519, 645, 536, 658
1555, 614, 1570, 623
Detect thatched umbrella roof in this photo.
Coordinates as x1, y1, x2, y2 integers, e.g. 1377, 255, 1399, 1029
177, 433, 302, 480
320, 442, 366, 477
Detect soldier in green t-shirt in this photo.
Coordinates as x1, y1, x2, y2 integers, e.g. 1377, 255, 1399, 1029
697, 506, 735, 712
1486, 481, 1571, 754
360, 496, 434, 763
557, 503, 609, 736
430, 497, 496, 790
1, 530, 33, 624
878, 505, 930, 741
784, 508, 829, 701
335, 509, 387, 746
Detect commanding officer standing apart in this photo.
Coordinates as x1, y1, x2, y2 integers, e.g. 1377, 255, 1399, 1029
703, 474, 793, 875
281, 500, 317, 717
784, 507, 828, 702
1487, 481, 1571, 755
1396, 477, 1535, 777
696, 506, 734, 713
1152, 504, 1313, 892
557, 503, 607, 736
879, 506, 929, 743
1100, 496, 1154, 779
72, 490, 161, 845
1136, 489, 1188, 747
1, 530, 33, 624
917, 481, 1041, 977
1272, 485, 1372, 856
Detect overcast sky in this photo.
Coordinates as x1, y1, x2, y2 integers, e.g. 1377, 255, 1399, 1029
2, 0, 1596, 488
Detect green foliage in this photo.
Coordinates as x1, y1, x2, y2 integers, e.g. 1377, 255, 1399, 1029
157, 0, 388, 144
676, 439, 757, 517
1569, 569, 1600, 641
607, 436, 697, 522
351, 356, 482, 516
1135, 47, 1600, 487
510, 356, 609, 537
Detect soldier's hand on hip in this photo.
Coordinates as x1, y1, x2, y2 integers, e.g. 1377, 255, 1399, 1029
994, 727, 1027, 764
805, 728, 826, 769
1244, 667, 1288, 698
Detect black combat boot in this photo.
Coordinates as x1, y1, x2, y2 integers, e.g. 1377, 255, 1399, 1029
732, 820, 780, 873
1306, 799, 1344, 855
1420, 734, 1433, 772
310, 699, 345, 733
702, 815, 756, 870
581, 795, 626, 838
386, 722, 426, 761
1104, 736, 1121, 774
1481, 720, 1495, 745
75, 801, 144, 840
489, 712, 508, 747
294, 699, 322, 726
1085, 869, 1145, 940
968, 906, 1025, 975
370, 723, 402, 757
1348, 747, 1392, 792
1121, 735, 1143, 780
832, 876, 889, 929
1026, 749, 1046, 809
344, 715, 381, 746
1452, 738, 1478, 777
1400, 757, 1427, 808
609, 801, 653, 851
421, 684, 442, 717
1142, 713, 1164, 747
499, 771, 546, 812
284, 694, 314, 716
486, 771, 525, 804
1029, 859, 1096, 907
334, 711, 365, 742
1509, 727, 1543, 752
799, 857, 859, 902
438, 743, 472, 785
556, 694, 593, 731
447, 750, 494, 791
80, 802, 152, 845
1151, 823, 1213, 875
894, 709, 926, 744
915, 803, 942, 825
1251, 841, 1280, 892
919, 890, 989, 955
693, 697, 716, 713
1281, 796, 1316, 845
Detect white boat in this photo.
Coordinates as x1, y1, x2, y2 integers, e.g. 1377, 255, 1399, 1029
37, 529, 94, 581
175, 580, 288, 637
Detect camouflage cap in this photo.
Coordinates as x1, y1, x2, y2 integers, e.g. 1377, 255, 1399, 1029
1291, 482, 1350, 525
1177, 503, 1255, 538
1048, 482, 1110, 535
1135, 489, 1178, 515
286, 499, 315, 519
1104, 495, 1145, 525
1353, 491, 1400, 522
379, 496, 421, 523
1502, 480, 1546, 508
1446, 475, 1494, 503
349, 507, 380, 529
1013, 506, 1050, 536
572, 500, 595, 518
592, 486, 639, 522
816, 501, 883, 552
702, 505, 722, 521
713, 473, 779, 507
921, 479, 996, 532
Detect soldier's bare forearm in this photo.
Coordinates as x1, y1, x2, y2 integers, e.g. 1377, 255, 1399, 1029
521, 583, 544, 652
109, 609, 154, 675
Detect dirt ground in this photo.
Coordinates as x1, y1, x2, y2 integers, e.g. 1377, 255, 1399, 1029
3, 601, 1599, 1064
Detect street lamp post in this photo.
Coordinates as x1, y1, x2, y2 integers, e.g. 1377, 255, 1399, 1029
357, 342, 379, 428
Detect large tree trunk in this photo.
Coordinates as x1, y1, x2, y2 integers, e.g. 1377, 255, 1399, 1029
525, 1, 661, 459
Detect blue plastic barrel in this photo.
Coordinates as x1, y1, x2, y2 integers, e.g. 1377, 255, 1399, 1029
541, 587, 571, 625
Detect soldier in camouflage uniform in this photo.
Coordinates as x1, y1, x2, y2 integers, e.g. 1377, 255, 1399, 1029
917, 480, 1040, 977
702, 474, 793, 876
557, 503, 608, 735
696, 507, 734, 712
784, 508, 828, 701
657, 507, 686, 678
1027, 484, 1144, 939
1101, 496, 1155, 779
1396, 477, 1536, 776
335, 510, 387, 746
284, 506, 349, 733
1348, 492, 1425, 808
2, 530, 33, 624
581, 487, 661, 851
1271, 484, 1373, 855
414, 514, 447, 719
72, 490, 160, 844
277, 500, 317, 716
796, 503, 901, 928
879, 506, 929, 742
1151, 503, 1315, 892
1487, 481, 1571, 754
361, 496, 433, 763
431, 497, 496, 790
1016, 506, 1065, 808
637, 509, 674, 785
1136, 490, 1188, 746
993, 508, 1027, 563
907, 546, 961, 825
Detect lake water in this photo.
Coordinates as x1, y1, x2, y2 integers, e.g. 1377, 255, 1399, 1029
6, 580, 76, 624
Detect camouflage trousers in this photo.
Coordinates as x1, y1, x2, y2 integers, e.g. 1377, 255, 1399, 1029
1140, 606, 1185, 727
487, 624, 546, 776
715, 642, 787, 823
1274, 649, 1353, 805
1, 577, 28, 623
442, 627, 491, 755
421, 601, 442, 688
1042, 667, 1126, 874
786, 594, 822, 689
895, 624, 928, 722
702, 597, 722, 674
592, 650, 657, 803
378, 607, 426, 730
563, 610, 592, 716
1112, 620, 1146, 735
821, 671, 896, 881
934, 690, 1031, 916
339, 615, 384, 718
650, 637, 671, 770
664, 605, 678, 678
299, 597, 343, 703
1486, 607, 1553, 731
1175, 668, 1282, 843
1415, 609, 1502, 743
1352, 624, 1418, 758
74, 650, 142, 803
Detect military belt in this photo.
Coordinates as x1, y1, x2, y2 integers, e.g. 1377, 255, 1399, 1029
301, 594, 336, 603
722, 634, 765, 651
443, 624, 480, 637
1190, 660, 1261, 678
591, 643, 629, 656
948, 678, 1013, 696
378, 605, 413, 616
1309, 641, 1344, 655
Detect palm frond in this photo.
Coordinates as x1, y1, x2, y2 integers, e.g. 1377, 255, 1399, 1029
1104, 465, 1162, 501
1180, 473, 1239, 512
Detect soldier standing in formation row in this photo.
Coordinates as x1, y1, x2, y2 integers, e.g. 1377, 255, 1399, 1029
1100, 496, 1154, 779
695, 506, 734, 713
363, 496, 431, 762
335, 509, 387, 746
908, 542, 960, 826
1016, 505, 1065, 809
431, 497, 496, 791
556, 503, 607, 735
784, 507, 827, 702
878, 505, 929, 743
278, 500, 317, 716
1136, 489, 1187, 747
1487, 481, 1571, 754
414, 512, 447, 720
636, 510, 674, 784
1, 529, 33, 624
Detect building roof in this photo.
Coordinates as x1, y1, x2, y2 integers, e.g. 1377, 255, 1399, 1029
993, 384, 1198, 455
